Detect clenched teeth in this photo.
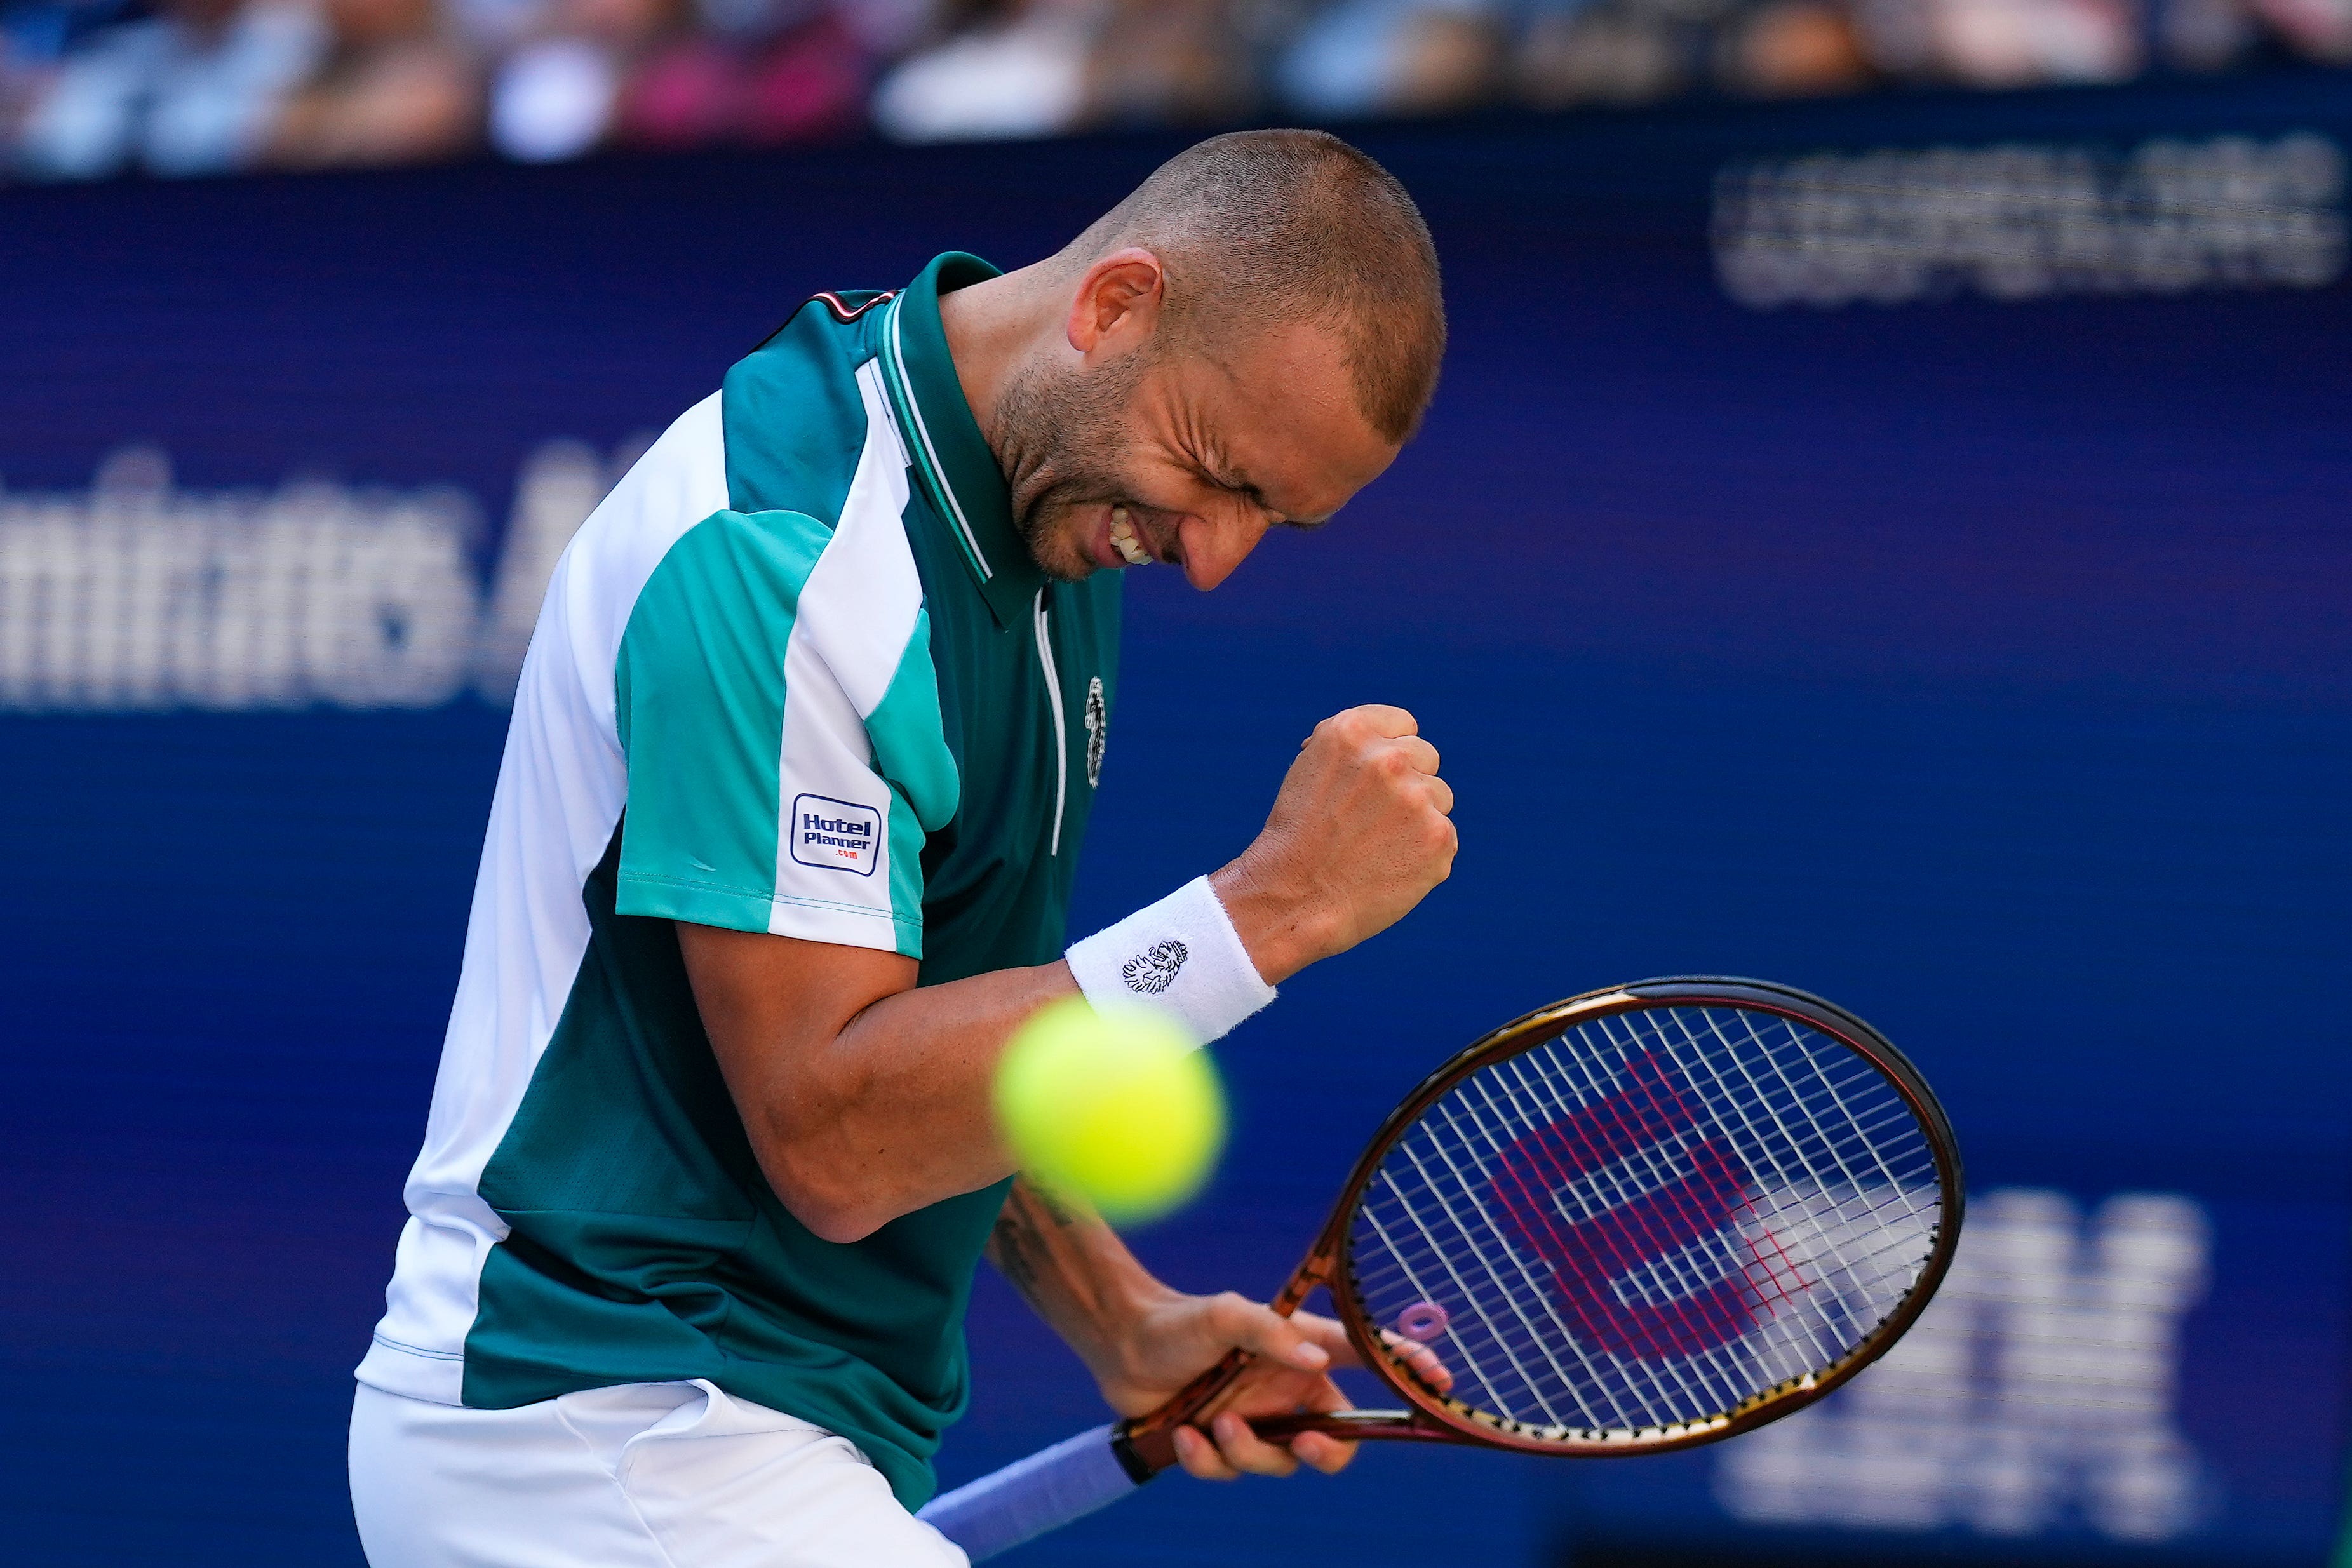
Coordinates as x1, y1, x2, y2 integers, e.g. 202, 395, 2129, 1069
1108, 506, 1150, 566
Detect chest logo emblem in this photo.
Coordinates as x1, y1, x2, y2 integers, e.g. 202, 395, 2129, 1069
1084, 676, 1107, 788
1122, 941, 1188, 995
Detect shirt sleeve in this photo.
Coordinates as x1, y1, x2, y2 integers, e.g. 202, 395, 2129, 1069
611, 507, 958, 958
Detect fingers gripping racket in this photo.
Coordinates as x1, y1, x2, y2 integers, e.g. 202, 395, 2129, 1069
920, 977, 1964, 1562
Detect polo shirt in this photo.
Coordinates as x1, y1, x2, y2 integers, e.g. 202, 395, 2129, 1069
357, 253, 1122, 1506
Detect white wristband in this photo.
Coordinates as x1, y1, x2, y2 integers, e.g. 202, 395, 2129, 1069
1065, 876, 1276, 1046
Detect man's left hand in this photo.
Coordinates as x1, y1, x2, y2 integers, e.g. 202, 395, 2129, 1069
1093, 1290, 1446, 1482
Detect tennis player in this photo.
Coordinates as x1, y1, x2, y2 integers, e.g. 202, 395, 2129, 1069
349, 129, 1453, 1567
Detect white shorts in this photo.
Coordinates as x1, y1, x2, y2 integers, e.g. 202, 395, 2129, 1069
349, 1379, 967, 1568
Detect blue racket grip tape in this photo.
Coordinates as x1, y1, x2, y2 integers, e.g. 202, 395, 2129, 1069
917, 1423, 1148, 1561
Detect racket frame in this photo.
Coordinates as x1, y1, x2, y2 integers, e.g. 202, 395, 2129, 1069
1119, 976, 1963, 1472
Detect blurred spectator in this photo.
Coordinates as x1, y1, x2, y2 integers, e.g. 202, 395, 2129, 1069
487, 0, 676, 159
445, 0, 541, 50
870, 0, 1093, 141
1858, 0, 2140, 86
14, 0, 2352, 182
1087, 0, 1262, 128
2155, 0, 2352, 69
1275, 0, 1502, 118
14, 0, 322, 178
1517, 0, 1696, 107
2158, 0, 2260, 65
2244, 0, 2352, 59
1716, 0, 1872, 92
265, 0, 478, 166
2, 0, 137, 138
617, 0, 879, 151
875, 0, 1266, 142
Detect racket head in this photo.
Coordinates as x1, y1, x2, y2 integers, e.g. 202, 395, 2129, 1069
1316, 977, 1963, 1457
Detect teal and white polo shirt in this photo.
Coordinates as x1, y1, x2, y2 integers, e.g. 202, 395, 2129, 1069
357, 253, 1121, 1507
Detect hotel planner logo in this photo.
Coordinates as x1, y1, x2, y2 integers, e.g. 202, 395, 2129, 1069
791, 794, 880, 876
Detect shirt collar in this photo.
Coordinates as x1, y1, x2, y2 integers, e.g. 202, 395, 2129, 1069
877, 252, 1043, 629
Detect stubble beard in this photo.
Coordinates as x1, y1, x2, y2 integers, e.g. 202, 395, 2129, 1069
991, 352, 1148, 583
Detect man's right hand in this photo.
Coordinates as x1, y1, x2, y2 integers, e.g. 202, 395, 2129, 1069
1211, 704, 1456, 984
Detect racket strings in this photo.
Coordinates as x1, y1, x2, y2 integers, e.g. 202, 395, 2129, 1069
1486, 1032, 1833, 1418
1346, 1005, 1941, 1441
1566, 1011, 1936, 1393
1495, 1049, 1775, 1350
1477, 1056, 1772, 1411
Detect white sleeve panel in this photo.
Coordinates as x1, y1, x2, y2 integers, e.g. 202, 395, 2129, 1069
806, 363, 924, 720
765, 368, 927, 950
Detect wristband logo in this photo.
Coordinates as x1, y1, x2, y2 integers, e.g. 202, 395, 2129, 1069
1122, 940, 1188, 994
789, 793, 880, 877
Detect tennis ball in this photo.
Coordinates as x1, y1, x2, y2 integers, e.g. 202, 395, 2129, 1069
995, 996, 1225, 1224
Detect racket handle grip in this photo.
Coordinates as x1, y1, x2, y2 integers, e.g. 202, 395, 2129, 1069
1251, 1408, 1428, 1441
917, 1423, 1150, 1562
1115, 1410, 1403, 1469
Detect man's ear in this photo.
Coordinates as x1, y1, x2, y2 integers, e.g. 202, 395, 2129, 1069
1066, 248, 1165, 360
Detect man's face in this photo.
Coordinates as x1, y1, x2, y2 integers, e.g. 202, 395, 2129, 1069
997, 320, 1401, 591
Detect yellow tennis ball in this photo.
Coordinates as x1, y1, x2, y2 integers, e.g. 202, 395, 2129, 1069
995, 996, 1225, 1224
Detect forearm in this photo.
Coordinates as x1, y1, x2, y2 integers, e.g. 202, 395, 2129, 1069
984, 1177, 1366, 1453
984, 1177, 1177, 1391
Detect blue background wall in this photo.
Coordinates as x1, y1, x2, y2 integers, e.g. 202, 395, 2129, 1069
3, 80, 2347, 1565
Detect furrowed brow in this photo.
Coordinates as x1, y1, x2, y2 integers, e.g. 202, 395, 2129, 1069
1201, 449, 1322, 526
1199, 459, 1262, 502
1204, 459, 1289, 518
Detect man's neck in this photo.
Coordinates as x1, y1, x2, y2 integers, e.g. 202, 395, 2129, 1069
937, 262, 1061, 453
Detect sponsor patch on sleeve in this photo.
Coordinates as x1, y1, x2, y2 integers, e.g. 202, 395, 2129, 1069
789, 793, 882, 876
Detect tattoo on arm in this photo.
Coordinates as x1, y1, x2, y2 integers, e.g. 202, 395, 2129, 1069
986, 1179, 1061, 1309
987, 1217, 1045, 1308
1022, 1178, 1083, 1227
984, 1176, 1173, 1381
985, 1177, 1095, 1313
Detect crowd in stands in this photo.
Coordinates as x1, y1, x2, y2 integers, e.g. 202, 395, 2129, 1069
3, 0, 2348, 181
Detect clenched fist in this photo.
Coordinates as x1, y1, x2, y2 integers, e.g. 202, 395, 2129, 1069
1211, 705, 1456, 984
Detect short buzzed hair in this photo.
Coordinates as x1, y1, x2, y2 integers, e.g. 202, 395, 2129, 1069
1068, 130, 1446, 444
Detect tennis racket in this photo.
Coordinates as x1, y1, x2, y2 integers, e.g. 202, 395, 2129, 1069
919, 976, 1964, 1561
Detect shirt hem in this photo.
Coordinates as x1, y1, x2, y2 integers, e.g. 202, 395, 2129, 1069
615, 874, 780, 934
618, 874, 924, 957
